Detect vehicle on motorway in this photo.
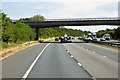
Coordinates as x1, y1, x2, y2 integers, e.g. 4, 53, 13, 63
87, 33, 92, 40
92, 37, 97, 41
59, 37, 62, 40
64, 34, 68, 37
100, 37, 106, 41
72, 37, 75, 40
55, 38, 59, 41
87, 37, 92, 40
60, 38, 67, 43
81, 34, 86, 39
68, 37, 71, 40
103, 34, 110, 40
92, 32, 98, 40
66, 37, 69, 40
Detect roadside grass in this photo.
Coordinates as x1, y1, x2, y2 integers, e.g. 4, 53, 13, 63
77, 38, 119, 51
1, 37, 55, 60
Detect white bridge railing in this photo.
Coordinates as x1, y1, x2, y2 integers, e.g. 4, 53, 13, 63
12, 17, 120, 22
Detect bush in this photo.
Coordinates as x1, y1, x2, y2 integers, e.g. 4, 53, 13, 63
2, 42, 8, 48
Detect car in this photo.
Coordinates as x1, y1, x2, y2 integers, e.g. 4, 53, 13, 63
59, 37, 62, 40
87, 37, 92, 40
67, 39, 72, 43
66, 37, 69, 40
100, 38, 105, 41
92, 37, 97, 41
68, 37, 71, 40
72, 37, 75, 40
55, 38, 59, 41
60, 38, 67, 43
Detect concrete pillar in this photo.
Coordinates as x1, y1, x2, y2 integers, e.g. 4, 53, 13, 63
34, 27, 39, 40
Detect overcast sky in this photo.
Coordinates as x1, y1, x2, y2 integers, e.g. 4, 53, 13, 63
1, 0, 119, 32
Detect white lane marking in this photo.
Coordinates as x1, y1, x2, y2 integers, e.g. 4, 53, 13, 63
77, 63, 82, 66
67, 51, 69, 53
70, 55, 73, 57
92, 77, 96, 80
103, 56, 107, 58
22, 43, 51, 79
92, 51, 96, 53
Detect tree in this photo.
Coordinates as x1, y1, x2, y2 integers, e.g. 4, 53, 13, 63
114, 27, 120, 40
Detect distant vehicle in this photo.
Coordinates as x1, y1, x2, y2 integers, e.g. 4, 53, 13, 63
87, 37, 92, 40
72, 37, 75, 40
100, 38, 105, 41
92, 37, 97, 41
74, 35, 76, 37
55, 38, 59, 41
60, 38, 67, 43
87, 33, 92, 40
81, 35, 86, 39
66, 37, 69, 40
59, 37, 62, 40
68, 37, 71, 40
103, 34, 110, 40
64, 34, 68, 37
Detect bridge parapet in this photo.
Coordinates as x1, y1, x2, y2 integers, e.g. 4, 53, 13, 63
12, 17, 120, 22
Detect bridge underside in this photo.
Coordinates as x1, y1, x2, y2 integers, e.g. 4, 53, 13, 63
22, 20, 120, 40
23, 20, 120, 28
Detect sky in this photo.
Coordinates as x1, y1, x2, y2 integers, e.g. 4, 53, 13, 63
1, 0, 120, 32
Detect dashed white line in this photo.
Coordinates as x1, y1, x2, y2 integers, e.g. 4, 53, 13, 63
70, 55, 73, 57
92, 51, 96, 53
103, 56, 107, 58
67, 51, 69, 53
22, 43, 51, 79
77, 63, 82, 66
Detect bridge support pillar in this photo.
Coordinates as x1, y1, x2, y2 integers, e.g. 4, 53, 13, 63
34, 27, 39, 41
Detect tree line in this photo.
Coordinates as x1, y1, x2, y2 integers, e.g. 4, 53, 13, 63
1, 13, 88, 48
96, 27, 120, 39
2, 12, 119, 48
1, 12, 36, 48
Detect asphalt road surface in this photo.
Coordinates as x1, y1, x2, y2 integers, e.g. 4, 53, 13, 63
2, 40, 118, 79
63, 40, 118, 78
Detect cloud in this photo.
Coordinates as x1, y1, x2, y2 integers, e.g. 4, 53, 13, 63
2, 1, 119, 32
44, 1, 118, 19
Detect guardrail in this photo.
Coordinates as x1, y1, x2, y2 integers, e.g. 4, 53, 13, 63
79, 38, 120, 48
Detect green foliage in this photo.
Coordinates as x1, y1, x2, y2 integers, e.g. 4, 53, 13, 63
39, 27, 84, 39
30, 14, 45, 21
2, 12, 36, 48
114, 27, 120, 39
96, 27, 120, 40
2, 42, 8, 48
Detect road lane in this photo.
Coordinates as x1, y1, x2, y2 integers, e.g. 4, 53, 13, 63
63, 43, 118, 78
73, 40, 118, 62
28, 43, 91, 78
2, 43, 47, 78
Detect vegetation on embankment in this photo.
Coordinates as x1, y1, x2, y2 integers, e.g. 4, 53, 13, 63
96, 27, 120, 40
1, 12, 36, 48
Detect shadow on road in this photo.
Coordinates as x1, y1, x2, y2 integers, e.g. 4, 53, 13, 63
38, 41, 88, 43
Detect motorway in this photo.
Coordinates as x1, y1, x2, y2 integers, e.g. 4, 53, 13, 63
2, 39, 118, 79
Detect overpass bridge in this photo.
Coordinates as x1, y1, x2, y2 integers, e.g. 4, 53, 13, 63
13, 17, 120, 40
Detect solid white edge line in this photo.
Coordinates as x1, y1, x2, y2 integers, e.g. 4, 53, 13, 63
22, 43, 51, 79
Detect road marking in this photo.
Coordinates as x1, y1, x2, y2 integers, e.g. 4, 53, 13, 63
92, 51, 96, 53
92, 77, 96, 80
70, 55, 73, 57
103, 56, 107, 58
77, 63, 82, 66
22, 43, 51, 79
67, 50, 69, 53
